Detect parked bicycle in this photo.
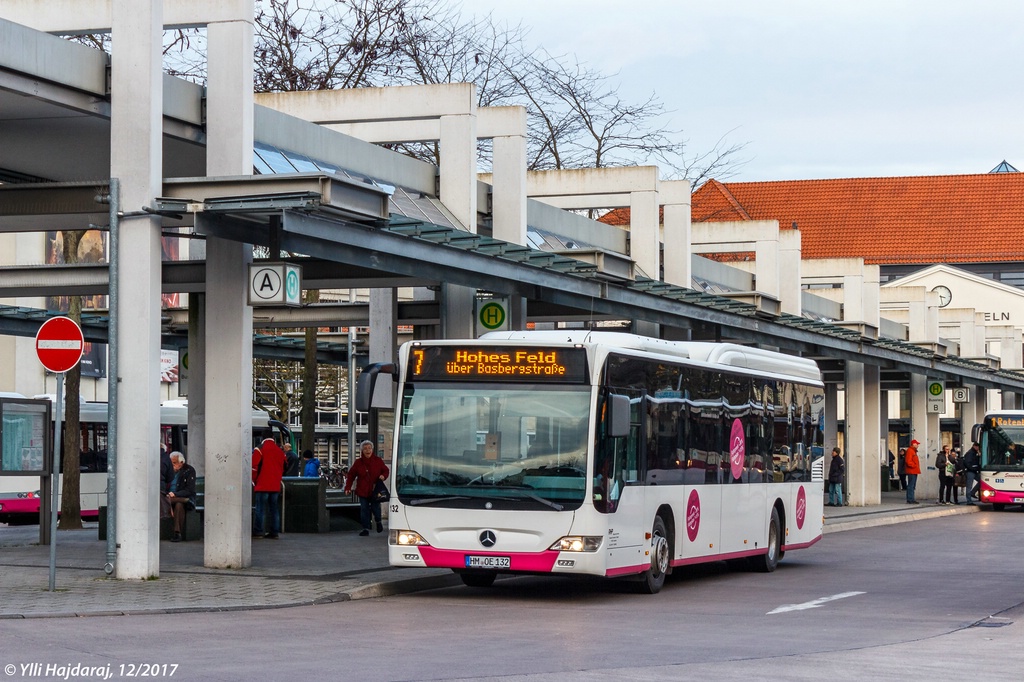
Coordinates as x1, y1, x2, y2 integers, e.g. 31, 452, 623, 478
321, 464, 347, 489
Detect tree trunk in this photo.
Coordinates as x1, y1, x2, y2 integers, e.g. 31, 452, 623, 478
300, 288, 320, 454
57, 230, 84, 530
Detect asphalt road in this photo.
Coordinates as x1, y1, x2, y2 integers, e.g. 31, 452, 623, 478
1, 509, 1022, 682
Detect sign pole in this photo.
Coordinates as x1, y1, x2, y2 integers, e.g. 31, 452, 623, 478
34, 315, 84, 592
49, 373, 63, 592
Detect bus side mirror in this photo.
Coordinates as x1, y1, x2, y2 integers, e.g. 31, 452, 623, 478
268, 419, 293, 449
971, 423, 982, 443
356, 363, 398, 412
606, 394, 630, 438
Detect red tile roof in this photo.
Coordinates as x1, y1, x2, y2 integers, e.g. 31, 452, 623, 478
602, 173, 1024, 265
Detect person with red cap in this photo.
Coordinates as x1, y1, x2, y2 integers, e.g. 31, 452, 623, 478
904, 439, 922, 504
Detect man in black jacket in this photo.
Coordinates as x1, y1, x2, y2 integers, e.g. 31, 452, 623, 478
963, 442, 982, 504
827, 447, 845, 507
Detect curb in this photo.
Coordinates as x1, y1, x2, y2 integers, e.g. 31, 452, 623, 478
824, 504, 978, 533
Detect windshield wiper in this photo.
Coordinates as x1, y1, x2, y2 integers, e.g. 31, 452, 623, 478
488, 489, 564, 511
406, 495, 472, 506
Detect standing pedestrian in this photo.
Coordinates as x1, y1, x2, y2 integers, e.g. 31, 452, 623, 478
252, 431, 286, 539
897, 447, 907, 490
937, 444, 952, 504
905, 439, 921, 504
943, 446, 959, 505
964, 441, 982, 504
283, 441, 300, 477
301, 449, 321, 478
345, 440, 390, 536
827, 447, 845, 507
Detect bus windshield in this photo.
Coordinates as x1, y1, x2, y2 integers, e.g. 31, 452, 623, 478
395, 383, 592, 510
981, 420, 1024, 471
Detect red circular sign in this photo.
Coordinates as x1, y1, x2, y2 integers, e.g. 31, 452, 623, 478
796, 485, 807, 530
686, 489, 701, 542
35, 316, 84, 373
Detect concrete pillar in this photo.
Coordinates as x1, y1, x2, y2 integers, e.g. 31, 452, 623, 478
661, 180, 691, 288
202, 231, 253, 569
753, 237, 780, 301
824, 383, 839, 453
441, 284, 475, 339
186, 292, 206, 476
202, 12, 256, 569
779, 230, 802, 316
110, 0, 163, 579
488, 107, 528, 246
630, 190, 660, 280
845, 362, 881, 506
369, 289, 397, 409
910, 373, 939, 501
438, 109, 477, 343
439, 113, 477, 232
962, 386, 982, 451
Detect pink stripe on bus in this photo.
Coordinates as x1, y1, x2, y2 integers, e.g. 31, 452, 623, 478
782, 535, 822, 552
418, 546, 559, 572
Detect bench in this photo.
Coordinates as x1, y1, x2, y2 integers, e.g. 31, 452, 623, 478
97, 503, 202, 541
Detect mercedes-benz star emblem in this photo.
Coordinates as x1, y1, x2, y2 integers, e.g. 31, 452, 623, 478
479, 530, 497, 548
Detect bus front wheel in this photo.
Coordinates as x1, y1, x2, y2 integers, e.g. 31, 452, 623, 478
992, 503, 1006, 512
638, 516, 670, 594
752, 507, 781, 573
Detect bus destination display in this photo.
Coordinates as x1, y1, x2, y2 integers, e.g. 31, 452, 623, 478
408, 346, 588, 383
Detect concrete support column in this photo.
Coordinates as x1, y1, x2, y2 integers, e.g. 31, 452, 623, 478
910, 373, 939, 501
441, 284, 475, 339
202, 233, 253, 568
369, 288, 397, 409
962, 386, 982, 451
629, 190, 660, 280
824, 383, 839, 453
994, 328, 1023, 409
202, 12, 255, 568
186, 292, 206, 476
753, 238, 780, 301
111, 0, 163, 580
661, 181, 691, 288
489, 108, 528, 246
845, 362, 881, 506
439, 113, 477, 232
206, 18, 255, 176
438, 112, 477, 341
778, 230, 802, 315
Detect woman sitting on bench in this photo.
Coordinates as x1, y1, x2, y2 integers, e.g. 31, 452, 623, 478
166, 452, 197, 542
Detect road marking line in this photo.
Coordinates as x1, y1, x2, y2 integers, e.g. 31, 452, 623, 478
767, 591, 865, 615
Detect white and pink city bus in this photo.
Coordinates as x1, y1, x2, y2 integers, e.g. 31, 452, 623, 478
360, 330, 825, 593
972, 411, 1024, 510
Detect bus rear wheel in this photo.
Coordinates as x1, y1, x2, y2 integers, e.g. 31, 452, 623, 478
637, 516, 670, 594
751, 507, 781, 573
456, 570, 497, 588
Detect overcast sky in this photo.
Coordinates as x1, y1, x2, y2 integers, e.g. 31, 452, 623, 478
467, 0, 1024, 183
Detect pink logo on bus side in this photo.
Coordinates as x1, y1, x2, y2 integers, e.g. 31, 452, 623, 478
729, 418, 745, 480
796, 485, 806, 529
686, 489, 701, 542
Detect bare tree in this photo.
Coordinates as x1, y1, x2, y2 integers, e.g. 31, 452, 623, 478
57, 231, 84, 530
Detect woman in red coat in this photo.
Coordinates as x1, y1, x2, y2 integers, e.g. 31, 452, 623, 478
345, 440, 390, 536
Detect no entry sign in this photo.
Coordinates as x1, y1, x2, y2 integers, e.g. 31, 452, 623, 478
35, 316, 84, 373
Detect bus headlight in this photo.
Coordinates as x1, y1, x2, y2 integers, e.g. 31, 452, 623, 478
390, 529, 430, 546
549, 536, 602, 552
